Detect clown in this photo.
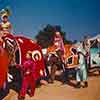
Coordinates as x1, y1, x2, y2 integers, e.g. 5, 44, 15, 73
18, 51, 36, 100
53, 31, 65, 63
0, 7, 12, 37
76, 42, 88, 88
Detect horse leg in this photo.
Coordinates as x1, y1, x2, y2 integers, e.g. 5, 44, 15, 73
49, 64, 57, 83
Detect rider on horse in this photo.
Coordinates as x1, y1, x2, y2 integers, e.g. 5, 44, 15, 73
0, 7, 12, 37
0, 7, 12, 44
47, 31, 66, 83
54, 31, 65, 63
0, 8, 16, 66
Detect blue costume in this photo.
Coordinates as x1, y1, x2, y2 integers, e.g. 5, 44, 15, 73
76, 47, 88, 88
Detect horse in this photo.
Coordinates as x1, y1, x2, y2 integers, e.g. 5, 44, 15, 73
46, 50, 65, 83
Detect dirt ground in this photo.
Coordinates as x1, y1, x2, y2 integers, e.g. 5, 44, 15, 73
3, 75, 100, 100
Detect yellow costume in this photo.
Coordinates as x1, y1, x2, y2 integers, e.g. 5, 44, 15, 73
0, 7, 12, 36
0, 21, 12, 35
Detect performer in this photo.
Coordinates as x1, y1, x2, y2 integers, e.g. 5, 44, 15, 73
76, 42, 88, 88
47, 31, 66, 83
0, 7, 12, 36
84, 35, 100, 69
18, 51, 36, 100
83, 36, 91, 69
53, 31, 65, 63
87, 35, 100, 53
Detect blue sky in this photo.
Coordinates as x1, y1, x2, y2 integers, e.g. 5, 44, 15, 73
0, 0, 100, 41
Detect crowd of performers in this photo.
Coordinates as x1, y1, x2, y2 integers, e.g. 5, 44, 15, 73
0, 8, 100, 100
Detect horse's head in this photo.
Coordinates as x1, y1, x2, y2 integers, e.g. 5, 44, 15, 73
56, 49, 63, 58
46, 52, 59, 66
2, 36, 18, 66
2, 36, 17, 52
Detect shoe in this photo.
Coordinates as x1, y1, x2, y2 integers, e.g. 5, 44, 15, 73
83, 81, 88, 88
18, 95, 25, 100
48, 79, 54, 84
75, 82, 81, 88
62, 80, 68, 85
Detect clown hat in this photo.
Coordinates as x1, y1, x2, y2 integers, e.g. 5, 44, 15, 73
0, 7, 11, 19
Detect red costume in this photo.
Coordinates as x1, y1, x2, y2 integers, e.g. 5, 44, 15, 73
19, 59, 36, 97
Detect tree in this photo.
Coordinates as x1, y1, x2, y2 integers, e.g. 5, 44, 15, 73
35, 24, 72, 48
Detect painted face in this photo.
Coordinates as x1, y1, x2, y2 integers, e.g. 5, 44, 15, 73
2, 16, 8, 22
54, 42, 59, 46
26, 53, 31, 59
55, 32, 60, 36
